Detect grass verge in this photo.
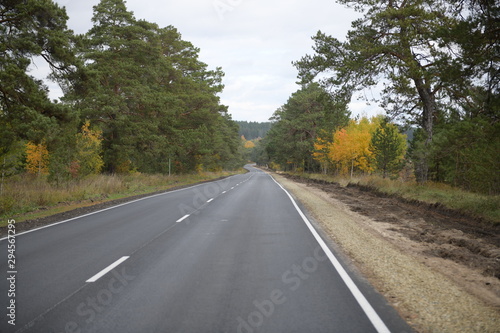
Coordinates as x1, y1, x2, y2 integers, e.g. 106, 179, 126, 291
288, 172, 500, 225
0, 170, 245, 227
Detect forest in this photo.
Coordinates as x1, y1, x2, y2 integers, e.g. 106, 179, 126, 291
258, 0, 499, 195
1, 0, 499, 199
0, 0, 243, 181
236, 121, 272, 140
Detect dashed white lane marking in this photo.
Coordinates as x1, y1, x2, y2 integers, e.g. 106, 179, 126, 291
86, 256, 130, 283
0, 173, 246, 241
176, 214, 190, 223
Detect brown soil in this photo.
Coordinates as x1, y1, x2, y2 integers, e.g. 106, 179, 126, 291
283, 174, 500, 308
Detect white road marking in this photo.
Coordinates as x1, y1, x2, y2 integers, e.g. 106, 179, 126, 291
207, 198, 214, 203
270, 175, 391, 333
86, 256, 129, 283
222, 191, 227, 194
176, 214, 190, 223
0, 173, 243, 241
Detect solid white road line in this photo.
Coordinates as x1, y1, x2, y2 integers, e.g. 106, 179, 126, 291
270, 175, 391, 333
86, 256, 130, 283
176, 214, 190, 223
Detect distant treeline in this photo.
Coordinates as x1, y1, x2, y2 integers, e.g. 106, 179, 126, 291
236, 121, 272, 140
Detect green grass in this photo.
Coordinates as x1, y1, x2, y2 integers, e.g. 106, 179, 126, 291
291, 172, 500, 225
0, 170, 245, 227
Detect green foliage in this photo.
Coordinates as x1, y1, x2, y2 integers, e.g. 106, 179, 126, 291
67, 0, 242, 174
429, 118, 500, 194
1, 0, 243, 180
0, 0, 77, 156
369, 118, 407, 178
294, 0, 474, 182
265, 83, 350, 171
448, 0, 500, 120
236, 121, 272, 140
74, 121, 104, 177
294, 0, 499, 193
313, 116, 405, 177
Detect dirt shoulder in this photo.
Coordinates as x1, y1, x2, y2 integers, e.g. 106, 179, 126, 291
272, 172, 500, 333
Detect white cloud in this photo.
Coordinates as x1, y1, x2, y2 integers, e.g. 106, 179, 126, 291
48, 0, 363, 122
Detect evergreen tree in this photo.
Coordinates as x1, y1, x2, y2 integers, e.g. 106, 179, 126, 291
369, 118, 407, 178
294, 0, 464, 182
265, 83, 350, 171
71, 0, 240, 173
236, 121, 272, 140
0, 0, 76, 159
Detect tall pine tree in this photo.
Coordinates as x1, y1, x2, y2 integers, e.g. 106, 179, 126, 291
369, 118, 407, 178
0, 0, 76, 157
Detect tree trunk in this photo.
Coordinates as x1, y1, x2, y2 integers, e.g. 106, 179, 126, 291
413, 77, 436, 183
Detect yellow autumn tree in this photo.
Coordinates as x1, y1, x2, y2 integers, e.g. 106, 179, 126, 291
313, 134, 331, 174
26, 141, 49, 176
314, 117, 380, 177
244, 140, 255, 149
74, 120, 104, 177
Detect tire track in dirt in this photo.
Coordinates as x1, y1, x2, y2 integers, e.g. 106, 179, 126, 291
274, 172, 500, 332
286, 175, 500, 279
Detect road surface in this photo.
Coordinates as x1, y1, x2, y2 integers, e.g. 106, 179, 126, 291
1, 166, 412, 332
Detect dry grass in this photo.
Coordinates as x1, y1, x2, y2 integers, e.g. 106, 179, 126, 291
0, 170, 244, 226
294, 173, 500, 224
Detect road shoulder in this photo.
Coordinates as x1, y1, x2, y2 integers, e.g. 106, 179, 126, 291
272, 172, 500, 333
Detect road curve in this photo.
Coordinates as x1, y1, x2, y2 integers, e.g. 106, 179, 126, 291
1, 165, 412, 333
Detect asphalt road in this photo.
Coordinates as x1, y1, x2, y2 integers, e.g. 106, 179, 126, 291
1, 165, 412, 333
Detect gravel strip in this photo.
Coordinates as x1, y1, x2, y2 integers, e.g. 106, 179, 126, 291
273, 173, 500, 333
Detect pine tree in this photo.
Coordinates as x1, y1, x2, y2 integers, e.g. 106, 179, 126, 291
266, 83, 350, 171
1, 0, 76, 168
70, 0, 241, 173
294, 0, 464, 182
369, 119, 407, 178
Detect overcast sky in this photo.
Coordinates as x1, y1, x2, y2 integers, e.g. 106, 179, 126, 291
39, 0, 383, 122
